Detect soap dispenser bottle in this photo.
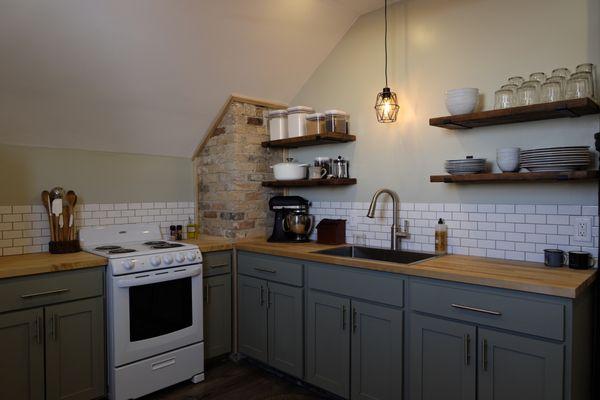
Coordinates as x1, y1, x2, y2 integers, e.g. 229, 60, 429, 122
435, 218, 448, 255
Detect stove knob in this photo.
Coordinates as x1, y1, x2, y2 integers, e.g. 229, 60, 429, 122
121, 259, 135, 270
186, 251, 197, 261
175, 253, 185, 263
163, 254, 173, 265
150, 256, 161, 267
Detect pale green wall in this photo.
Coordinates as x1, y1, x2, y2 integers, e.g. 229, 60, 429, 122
0, 144, 193, 205
291, 0, 599, 204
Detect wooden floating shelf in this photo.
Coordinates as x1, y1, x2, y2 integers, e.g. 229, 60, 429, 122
429, 98, 600, 130
261, 133, 356, 148
262, 178, 357, 188
430, 170, 599, 183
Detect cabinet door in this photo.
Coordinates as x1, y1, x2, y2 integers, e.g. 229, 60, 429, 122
0, 308, 45, 400
204, 274, 232, 359
238, 275, 268, 363
267, 282, 303, 378
478, 328, 563, 400
351, 301, 403, 400
409, 313, 476, 400
45, 297, 105, 400
306, 290, 350, 398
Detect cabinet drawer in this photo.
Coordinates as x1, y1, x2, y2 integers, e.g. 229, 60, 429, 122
0, 268, 104, 314
238, 252, 303, 286
409, 279, 565, 341
203, 251, 231, 277
307, 262, 404, 307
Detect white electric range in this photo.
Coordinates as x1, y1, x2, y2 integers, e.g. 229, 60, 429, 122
80, 223, 204, 400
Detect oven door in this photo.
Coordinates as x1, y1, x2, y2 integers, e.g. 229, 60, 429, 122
108, 264, 203, 367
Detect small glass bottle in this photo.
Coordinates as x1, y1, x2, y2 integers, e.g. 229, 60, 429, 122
186, 217, 197, 240
435, 218, 448, 255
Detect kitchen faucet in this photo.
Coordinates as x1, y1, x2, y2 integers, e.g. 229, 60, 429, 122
366, 188, 409, 250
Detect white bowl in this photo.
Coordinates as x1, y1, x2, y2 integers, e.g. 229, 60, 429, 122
497, 157, 520, 172
445, 97, 478, 115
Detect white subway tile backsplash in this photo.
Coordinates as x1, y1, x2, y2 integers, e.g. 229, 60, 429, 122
308, 200, 597, 264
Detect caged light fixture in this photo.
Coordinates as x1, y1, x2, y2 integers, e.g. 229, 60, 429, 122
374, 0, 399, 123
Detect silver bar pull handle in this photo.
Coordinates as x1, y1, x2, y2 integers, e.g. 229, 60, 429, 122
341, 305, 347, 330
254, 267, 277, 274
464, 334, 471, 366
49, 315, 57, 341
482, 339, 489, 371
209, 263, 229, 269
33, 317, 41, 345
451, 303, 502, 316
352, 307, 358, 333
21, 288, 70, 299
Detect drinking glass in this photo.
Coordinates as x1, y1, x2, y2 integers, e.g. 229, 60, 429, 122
540, 81, 562, 102
494, 89, 515, 109
529, 72, 547, 83
517, 81, 540, 105
552, 67, 571, 79
575, 63, 596, 98
508, 76, 524, 86
565, 75, 591, 99
546, 76, 567, 97
500, 84, 518, 94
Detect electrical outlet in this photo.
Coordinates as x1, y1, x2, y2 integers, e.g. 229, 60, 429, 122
572, 217, 592, 243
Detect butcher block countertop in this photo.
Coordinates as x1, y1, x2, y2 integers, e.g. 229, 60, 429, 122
235, 239, 597, 299
0, 251, 107, 280
183, 235, 234, 252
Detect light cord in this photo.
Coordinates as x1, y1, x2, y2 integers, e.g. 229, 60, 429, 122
384, 0, 388, 88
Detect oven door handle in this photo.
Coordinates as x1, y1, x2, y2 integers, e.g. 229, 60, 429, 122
116, 266, 202, 288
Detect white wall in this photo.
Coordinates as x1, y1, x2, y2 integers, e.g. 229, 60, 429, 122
290, 0, 600, 205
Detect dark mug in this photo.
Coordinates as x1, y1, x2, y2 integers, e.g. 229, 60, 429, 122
544, 249, 566, 267
567, 251, 596, 270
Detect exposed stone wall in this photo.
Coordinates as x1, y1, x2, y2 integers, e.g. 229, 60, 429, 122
196, 101, 282, 239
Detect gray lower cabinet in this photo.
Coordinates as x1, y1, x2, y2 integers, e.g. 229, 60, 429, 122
306, 290, 403, 400
0, 267, 105, 400
351, 300, 403, 400
204, 274, 232, 359
409, 313, 476, 400
478, 328, 564, 400
0, 308, 45, 400
45, 297, 105, 400
238, 273, 304, 378
306, 290, 351, 398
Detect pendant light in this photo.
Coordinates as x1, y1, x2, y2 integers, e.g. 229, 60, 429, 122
374, 0, 399, 123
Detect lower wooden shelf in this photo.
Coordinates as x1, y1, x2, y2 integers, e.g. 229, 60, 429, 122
430, 170, 599, 183
262, 178, 357, 187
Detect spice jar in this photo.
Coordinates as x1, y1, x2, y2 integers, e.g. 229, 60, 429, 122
306, 113, 326, 135
324, 110, 348, 134
267, 109, 288, 141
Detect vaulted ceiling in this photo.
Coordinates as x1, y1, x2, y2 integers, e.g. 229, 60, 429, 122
0, 0, 385, 157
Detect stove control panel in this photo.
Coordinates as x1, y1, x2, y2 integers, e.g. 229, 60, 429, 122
110, 249, 202, 275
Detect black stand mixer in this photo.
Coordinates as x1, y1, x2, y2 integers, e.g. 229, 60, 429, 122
268, 196, 314, 242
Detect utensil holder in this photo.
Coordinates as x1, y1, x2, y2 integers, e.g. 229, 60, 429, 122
49, 240, 81, 254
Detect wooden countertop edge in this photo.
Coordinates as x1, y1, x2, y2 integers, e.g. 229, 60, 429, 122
235, 242, 597, 299
0, 252, 108, 280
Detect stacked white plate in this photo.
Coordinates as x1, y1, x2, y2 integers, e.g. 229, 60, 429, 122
521, 146, 590, 172
445, 157, 487, 175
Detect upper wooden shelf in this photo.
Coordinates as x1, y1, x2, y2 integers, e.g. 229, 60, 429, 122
261, 133, 356, 148
429, 98, 600, 130
430, 170, 599, 183
262, 178, 357, 187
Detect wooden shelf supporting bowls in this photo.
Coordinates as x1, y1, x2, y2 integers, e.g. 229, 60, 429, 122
262, 178, 357, 188
429, 170, 599, 183
429, 98, 600, 130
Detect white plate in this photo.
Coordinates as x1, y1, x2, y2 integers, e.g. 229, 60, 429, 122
525, 166, 584, 172
522, 146, 589, 153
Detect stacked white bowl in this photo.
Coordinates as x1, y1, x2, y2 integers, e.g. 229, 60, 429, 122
496, 147, 520, 172
445, 88, 479, 115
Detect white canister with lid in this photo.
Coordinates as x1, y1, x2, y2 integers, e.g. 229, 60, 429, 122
267, 109, 288, 141
287, 106, 315, 138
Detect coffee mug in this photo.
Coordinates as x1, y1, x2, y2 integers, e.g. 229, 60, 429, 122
308, 166, 327, 180
544, 249, 566, 267
567, 251, 596, 270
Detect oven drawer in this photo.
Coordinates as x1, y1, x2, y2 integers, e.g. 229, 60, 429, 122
409, 279, 565, 341
238, 252, 303, 286
203, 251, 231, 277
0, 267, 104, 313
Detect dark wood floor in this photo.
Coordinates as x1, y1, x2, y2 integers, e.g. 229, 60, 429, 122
139, 357, 332, 400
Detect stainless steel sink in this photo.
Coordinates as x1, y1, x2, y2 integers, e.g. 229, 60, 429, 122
313, 246, 436, 264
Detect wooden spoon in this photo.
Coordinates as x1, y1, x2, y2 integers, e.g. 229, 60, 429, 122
41, 190, 54, 241
65, 191, 78, 240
